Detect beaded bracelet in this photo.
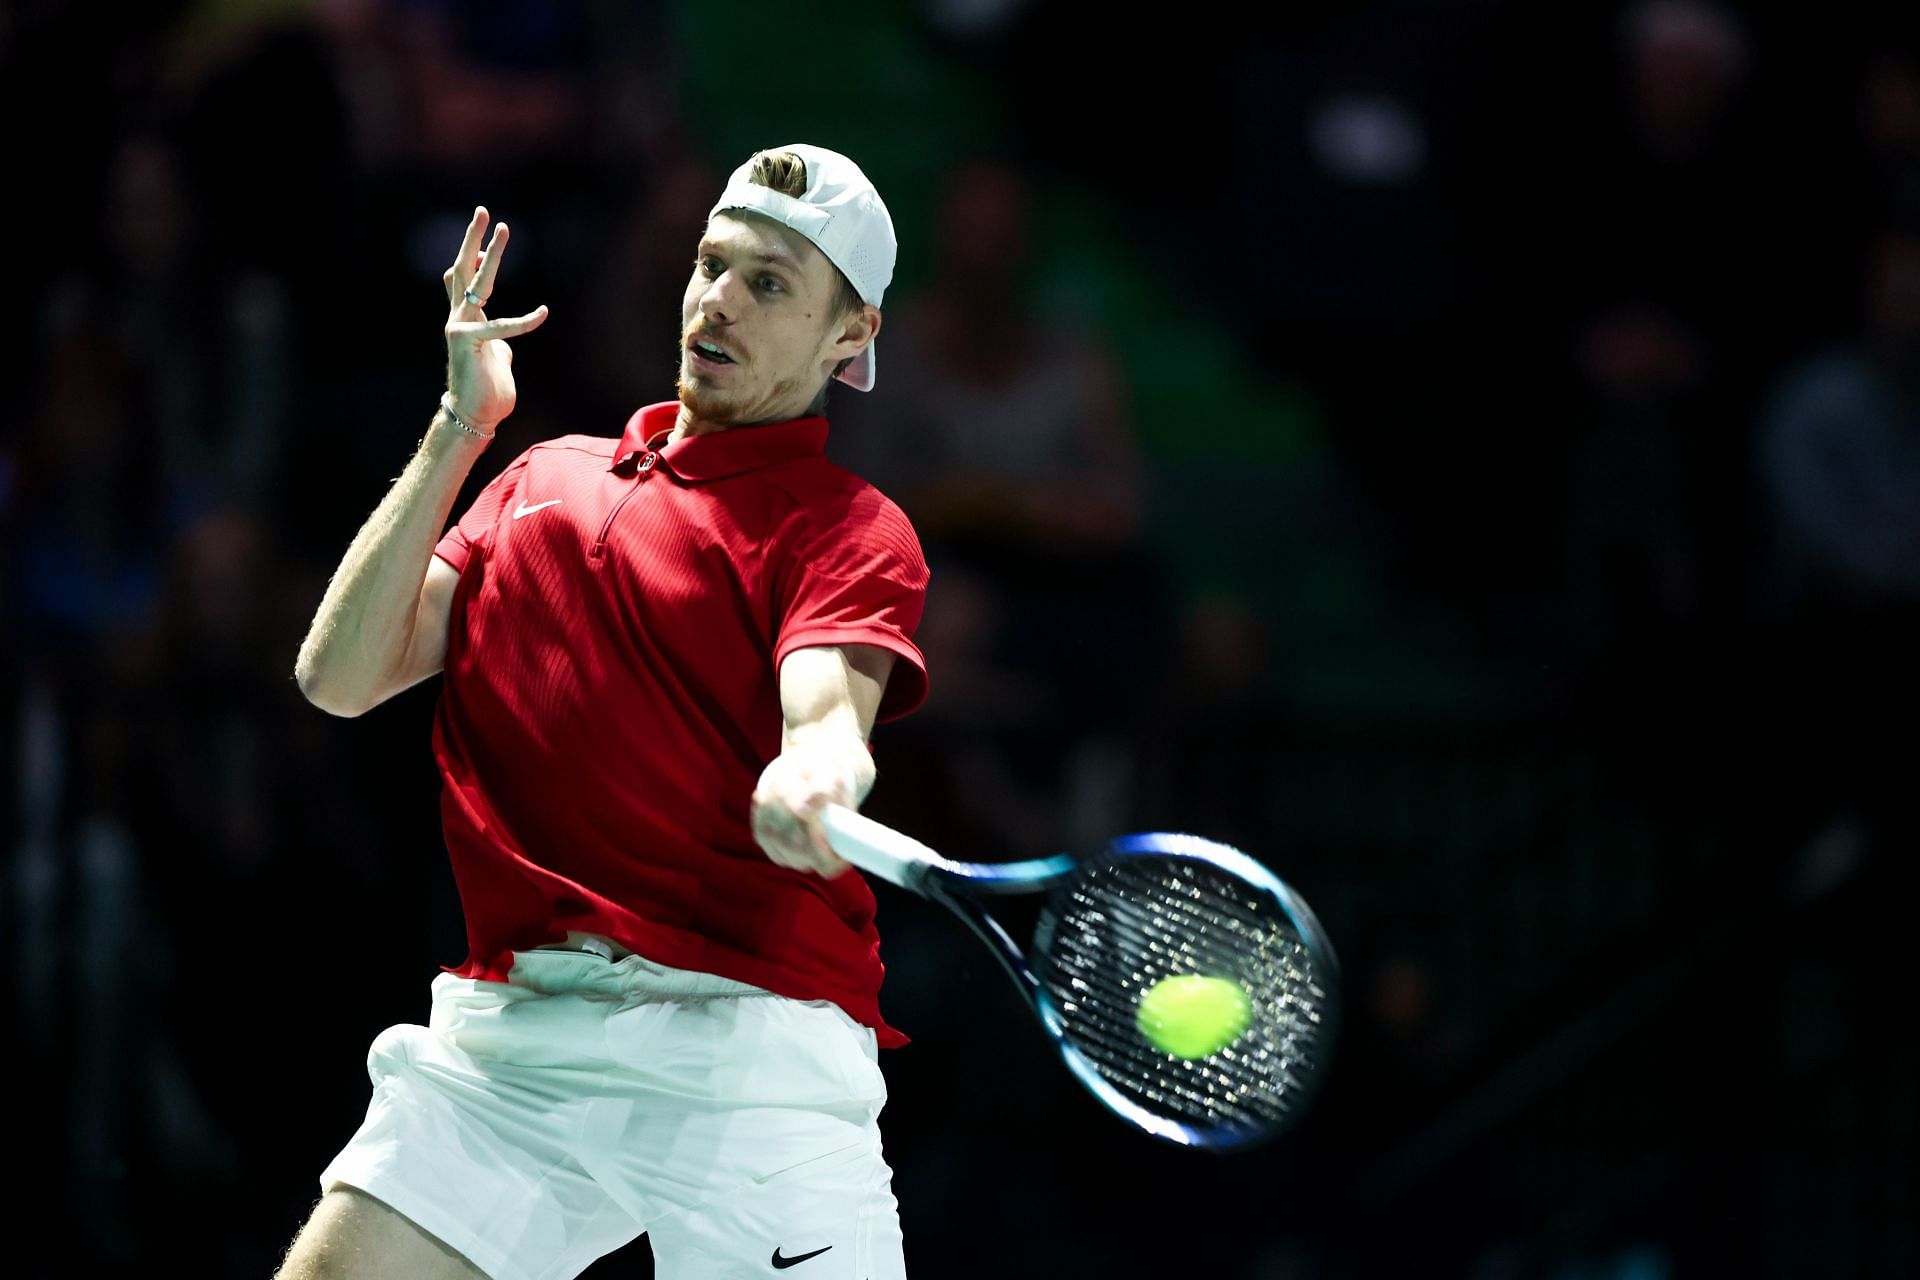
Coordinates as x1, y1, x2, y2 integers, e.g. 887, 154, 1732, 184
439, 392, 496, 441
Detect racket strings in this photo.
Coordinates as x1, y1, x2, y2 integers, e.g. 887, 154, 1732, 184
1055, 913, 1311, 1126
1039, 855, 1332, 1135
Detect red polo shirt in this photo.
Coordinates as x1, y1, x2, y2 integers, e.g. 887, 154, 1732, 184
428, 401, 929, 1048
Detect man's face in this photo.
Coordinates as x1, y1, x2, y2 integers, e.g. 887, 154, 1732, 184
677, 211, 863, 425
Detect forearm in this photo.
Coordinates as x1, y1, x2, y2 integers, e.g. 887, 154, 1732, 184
777, 644, 888, 801
754, 644, 893, 874
294, 407, 488, 713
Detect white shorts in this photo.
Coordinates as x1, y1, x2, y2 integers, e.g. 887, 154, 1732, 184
319, 940, 907, 1280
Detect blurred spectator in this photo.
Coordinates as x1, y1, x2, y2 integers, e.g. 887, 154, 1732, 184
10, 312, 172, 1264
1857, 49, 1920, 230
1543, 2, 1787, 775
1758, 230, 1920, 604
825, 159, 1166, 864
307, 0, 427, 171
833, 161, 1143, 555
1619, 0, 1750, 163
393, 0, 599, 166
868, 557, 1079, 849
1558, 2, 1802, 417
1566, 0, 1769, 401
1554, 304, 1735, 815
159, 5, 355, 281
151, 508, 286, 888
580, 152, 724, 423
39, 132, 295, 535
1560, 300, 1711, 665
1217, 0, 1489, 605
14, 327, 166, 663
830, 160, 1162, 777
1133, 591, 1280, 852
1752, 227, 1920, 866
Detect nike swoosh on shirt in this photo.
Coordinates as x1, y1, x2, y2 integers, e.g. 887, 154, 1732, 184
771, 1245, 833, 1269
512, 499, 562, 519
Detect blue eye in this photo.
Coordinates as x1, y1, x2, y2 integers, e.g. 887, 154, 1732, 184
758, 276, 781, 293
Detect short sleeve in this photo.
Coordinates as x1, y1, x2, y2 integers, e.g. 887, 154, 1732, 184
432, 447, 533, 575
774, 490, 930, 723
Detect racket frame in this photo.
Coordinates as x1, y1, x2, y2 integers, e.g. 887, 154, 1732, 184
819, 805, 1337, 1151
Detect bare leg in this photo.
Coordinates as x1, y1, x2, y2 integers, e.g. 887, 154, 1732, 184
275, 1185, 489, 1280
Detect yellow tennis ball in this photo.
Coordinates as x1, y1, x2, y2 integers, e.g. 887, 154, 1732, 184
1136, 974, 1253, 1058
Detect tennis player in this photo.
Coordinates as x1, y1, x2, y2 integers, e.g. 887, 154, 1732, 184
284, 144, 926, 1280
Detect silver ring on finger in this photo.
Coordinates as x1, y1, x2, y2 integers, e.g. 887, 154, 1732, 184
463, 288, 489, 307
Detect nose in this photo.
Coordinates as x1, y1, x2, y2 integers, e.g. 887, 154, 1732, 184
699, 269, 739, 324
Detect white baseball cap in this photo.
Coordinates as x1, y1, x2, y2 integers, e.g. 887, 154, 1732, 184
708, 143, 896, 392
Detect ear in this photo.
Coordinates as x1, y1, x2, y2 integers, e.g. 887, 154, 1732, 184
826, 304, 881, 364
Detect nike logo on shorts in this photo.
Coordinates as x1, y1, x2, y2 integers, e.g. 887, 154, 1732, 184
771, 1244, 833, 1268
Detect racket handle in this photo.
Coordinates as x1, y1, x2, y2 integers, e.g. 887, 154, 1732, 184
819, 804, 950, 894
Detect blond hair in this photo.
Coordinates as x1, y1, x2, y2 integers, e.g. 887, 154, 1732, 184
745, 151, 869, 387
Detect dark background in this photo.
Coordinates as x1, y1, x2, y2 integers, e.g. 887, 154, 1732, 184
6, 0, 1918, 1275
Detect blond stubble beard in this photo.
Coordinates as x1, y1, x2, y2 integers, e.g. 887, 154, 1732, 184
675, 359, 812, 427
674, 357, 736, 423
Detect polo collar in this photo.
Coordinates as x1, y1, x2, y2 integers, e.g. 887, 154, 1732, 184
609, 402, 830, 481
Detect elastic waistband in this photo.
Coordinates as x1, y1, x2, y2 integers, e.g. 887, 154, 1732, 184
515, 933, 775, 999
534, 932, 633, 962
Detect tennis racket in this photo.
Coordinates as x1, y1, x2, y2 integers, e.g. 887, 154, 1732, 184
819, 805, 1339, 1152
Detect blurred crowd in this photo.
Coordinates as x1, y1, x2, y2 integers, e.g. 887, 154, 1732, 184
5, 1, 1916, 1275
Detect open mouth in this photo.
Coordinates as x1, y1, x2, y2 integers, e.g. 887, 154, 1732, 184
689, 337, 736, 366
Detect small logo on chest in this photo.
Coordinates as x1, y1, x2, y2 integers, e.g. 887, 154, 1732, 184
513, 499, 563, 520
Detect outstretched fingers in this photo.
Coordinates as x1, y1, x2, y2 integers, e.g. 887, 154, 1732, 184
445, 206, 489, 306
448, 306, 550, 341
466, 221, 510, 308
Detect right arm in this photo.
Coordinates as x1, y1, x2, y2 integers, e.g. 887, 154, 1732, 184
293, 204, 548, 717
